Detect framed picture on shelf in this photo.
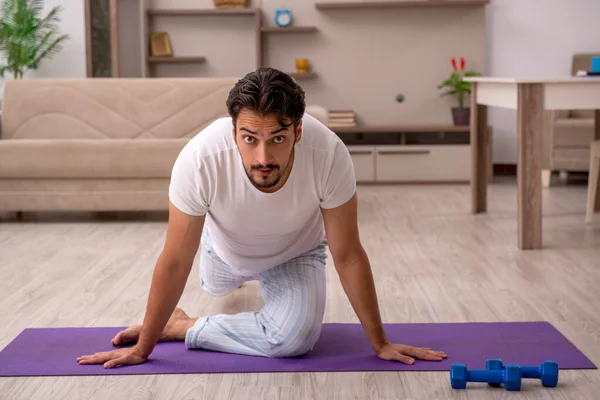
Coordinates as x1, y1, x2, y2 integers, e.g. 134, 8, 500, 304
150, 32, 172, 57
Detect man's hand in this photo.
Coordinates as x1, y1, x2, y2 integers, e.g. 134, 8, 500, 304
77, 346, 148, 369
376, 341, 448, 364
321, 194, 391, 353
77, 201, 205, 370
322, 194, 449, 363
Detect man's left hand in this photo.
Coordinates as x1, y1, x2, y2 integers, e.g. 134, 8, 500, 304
376, 342, 448, 364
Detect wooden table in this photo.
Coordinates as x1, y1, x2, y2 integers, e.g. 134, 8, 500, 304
465, 76, 600, 249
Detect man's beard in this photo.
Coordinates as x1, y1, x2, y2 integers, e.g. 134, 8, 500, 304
247, 163, 283, 188
246, 147, 294, 189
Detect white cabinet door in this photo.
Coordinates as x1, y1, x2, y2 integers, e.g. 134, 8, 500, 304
375, 145, 471, 182
347, 145, 376, 182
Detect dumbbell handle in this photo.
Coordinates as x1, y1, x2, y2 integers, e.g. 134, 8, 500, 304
466, 370, 504, 384
520, 366, 541, 379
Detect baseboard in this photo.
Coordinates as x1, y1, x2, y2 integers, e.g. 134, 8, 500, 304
493, 163, 517, 176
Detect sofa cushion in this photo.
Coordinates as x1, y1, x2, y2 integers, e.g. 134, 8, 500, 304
0, 78, 236, 140
0, 139, 189, 178
0, 178, 168, 191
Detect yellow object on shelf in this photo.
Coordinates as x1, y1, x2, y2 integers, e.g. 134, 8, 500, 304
150, 32, 172, 57
296, 58, 309, 73
213, 0, 248, 8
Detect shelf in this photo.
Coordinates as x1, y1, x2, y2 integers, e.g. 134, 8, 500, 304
148, 8, 259, 16
148, 56, 206, 63
289, 72, 318, 79
261, 26, 318, 33
329, 124, 470, 133
315, 0, 489, 9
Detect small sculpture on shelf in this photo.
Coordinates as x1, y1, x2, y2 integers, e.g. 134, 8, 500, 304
438, 56, 480, 125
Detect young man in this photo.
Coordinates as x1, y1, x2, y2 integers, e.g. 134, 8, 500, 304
77, 68, 447, 369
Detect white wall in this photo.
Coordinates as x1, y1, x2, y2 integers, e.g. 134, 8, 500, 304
0, 0, 84, 100
486, 0, 600, 163
32, 0, 86, 78
14, 0, 600, 164
148, 0, 486, 126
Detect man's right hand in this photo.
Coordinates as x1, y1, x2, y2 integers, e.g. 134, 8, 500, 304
77, 345, 148, 369
76, 202, 205, 370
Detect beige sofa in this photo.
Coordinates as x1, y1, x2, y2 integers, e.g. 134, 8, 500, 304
0, 77, 238, 212
543, 52, 600, 186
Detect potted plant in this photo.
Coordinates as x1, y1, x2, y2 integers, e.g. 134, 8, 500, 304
438, 56, 480, 126
0, 0, 69, 80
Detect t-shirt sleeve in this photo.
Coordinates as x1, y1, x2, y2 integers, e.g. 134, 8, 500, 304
320, 135, 357, 209
168, 142, 210, 216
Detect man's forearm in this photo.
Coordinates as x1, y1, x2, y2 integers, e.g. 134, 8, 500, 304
335, 247, 389, 353
135, 254, 192, 357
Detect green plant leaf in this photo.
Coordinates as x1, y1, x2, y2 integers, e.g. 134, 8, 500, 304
438, 78, 456, 88
30, 33, 68, 68
0, 0, 69, 78
440, 90, 457, 97
455, 81, 471, 92
438, 61, 481, 101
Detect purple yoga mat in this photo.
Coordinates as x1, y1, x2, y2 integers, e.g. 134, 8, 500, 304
0, 322, 595, 376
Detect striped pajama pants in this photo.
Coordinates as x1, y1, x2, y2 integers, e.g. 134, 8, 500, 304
185, 228, 328, 358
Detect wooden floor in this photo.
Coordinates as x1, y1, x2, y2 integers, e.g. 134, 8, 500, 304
1, 179, 599, 399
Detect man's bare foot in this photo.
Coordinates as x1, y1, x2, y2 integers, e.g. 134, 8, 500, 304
111, 308, 197, 346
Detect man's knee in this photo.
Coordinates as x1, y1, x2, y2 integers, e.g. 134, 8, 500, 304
262, 316, 322, 358
258, 257, 327, 357
198, 255, 246, 297
200, 276, 235, 297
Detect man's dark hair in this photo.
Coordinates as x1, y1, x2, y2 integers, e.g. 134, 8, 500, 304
226, 67, 306, 129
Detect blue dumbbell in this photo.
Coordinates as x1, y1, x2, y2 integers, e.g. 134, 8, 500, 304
485, 359, 504, 387
486, 359, 559, 387
450, 362, 522, 391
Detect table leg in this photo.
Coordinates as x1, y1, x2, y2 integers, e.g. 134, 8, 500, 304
517, 83, 543, 249
470, 82, 488, 214
487, 126, 494, 184
595, 110, 600, 212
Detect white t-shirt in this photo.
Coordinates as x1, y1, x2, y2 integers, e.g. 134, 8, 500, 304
168, 113, 356, 276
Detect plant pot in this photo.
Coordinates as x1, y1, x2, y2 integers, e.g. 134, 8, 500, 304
451, 107, 470, 126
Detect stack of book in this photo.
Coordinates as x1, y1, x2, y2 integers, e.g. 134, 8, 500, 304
327, 110, 357, 128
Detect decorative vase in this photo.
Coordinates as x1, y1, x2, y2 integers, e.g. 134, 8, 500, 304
451, 107, 470, 126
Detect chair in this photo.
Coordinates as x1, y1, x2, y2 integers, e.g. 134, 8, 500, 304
586, 140, 600, 224
543, 52, 600, 187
